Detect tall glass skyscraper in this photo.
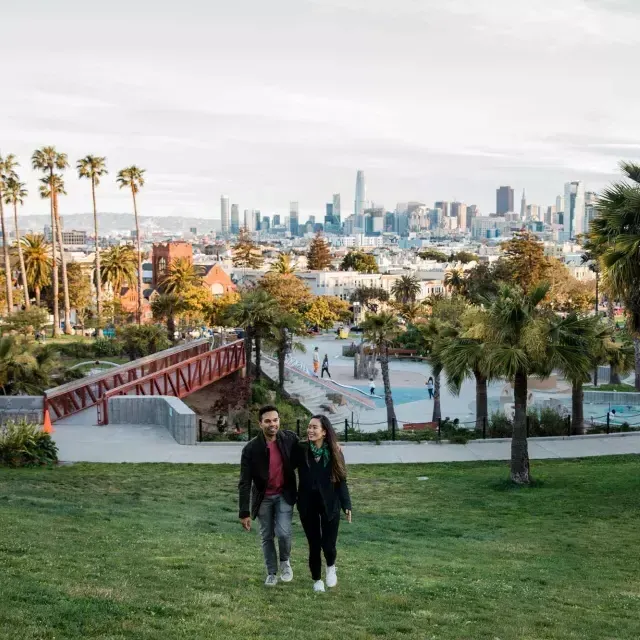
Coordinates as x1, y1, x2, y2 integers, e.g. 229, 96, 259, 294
354, 171, 366, 231
564, 181, 585, 239
333, 193, 341, 225
289, 201, 299, 236
221, 195, 230, 235
496, 186, 514, 215
231, 204, 240, 234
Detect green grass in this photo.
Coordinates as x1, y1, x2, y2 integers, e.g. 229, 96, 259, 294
584, 383, 637, 392
1, 458, 640, 639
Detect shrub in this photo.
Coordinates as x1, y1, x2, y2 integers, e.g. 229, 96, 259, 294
57, 341, 95, 359
488, 412, 513, 437
528, 407, 569, 437
93, 338, 123, 358
1, 307, 49, 335
0, 419, 59, 467
119, 325, 171, 360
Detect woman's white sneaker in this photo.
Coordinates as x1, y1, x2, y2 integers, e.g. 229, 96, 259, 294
313, 580, 326, 593
326, 565, 338, 588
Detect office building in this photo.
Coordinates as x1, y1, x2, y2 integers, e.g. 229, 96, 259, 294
451, 202, 467, 231
273, 214, 281, 227
520, 189, 527, 219
354, 171, 366, 231
61, 230, 88, 246
434, 201, 449, 217
467, 205, 479, 230
564, 181, 585, 239
243, 209, 253, 232
496, 186, 514, 215
221, 195, 230, 235
289, 201, 299, 236
262, 216, 270, 232
231, 204, 240, 234
332, 193, 341, 225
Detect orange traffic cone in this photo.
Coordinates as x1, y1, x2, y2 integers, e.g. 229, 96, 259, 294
43, 408, 54, 434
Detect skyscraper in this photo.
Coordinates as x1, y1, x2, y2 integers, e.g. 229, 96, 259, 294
221, 195, 230, 235
354, 171, 366, 231
244, 209, 253, 232
289, 201, 299, 236
520, 189, 527, 219
273, 214, 281, 227
434, 201, 449, 217
332, 193, 341, 225
496, 186, 514, 215
451, 202, 467, 230
564, 181, 585, 239
230, 204, 240, 234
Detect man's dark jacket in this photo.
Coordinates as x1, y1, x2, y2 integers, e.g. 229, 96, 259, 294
238, 429, 298, 519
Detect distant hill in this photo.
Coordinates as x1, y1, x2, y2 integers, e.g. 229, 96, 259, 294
19, 213, 221, 235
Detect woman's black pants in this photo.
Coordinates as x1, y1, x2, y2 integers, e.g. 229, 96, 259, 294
299, 494, 340, 581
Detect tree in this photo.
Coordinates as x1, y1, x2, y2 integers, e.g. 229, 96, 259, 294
32, 146, 71, 335
161, 257, 201, 294
2, 307, 49, 336
391, 274, 421, 304
259, 272, 313, 316
589, 161, 640, 390
444, 268, 465, 295
3, 176, 30, 308
21, 234, 51, 307
304, 296, 350, 330
545, 258, 594, 314
152, 293, 186, 340
418, 249, 448, 263
340, 250, 378, 273
77, 155, 108, 335
500, 231, 550, 293
451, 251, 478, 264
350, 286, 390, 314
118, 324, 170, 361
116, 166, 146, 324
362, 312, 402, 429
203, 291, 240, 327
0, 153, 18, 315
65, 263, 92, 327
0, 335, 58, 395
232, 228, 264, 269
264, 311, 306, 390
270, 253, 296, 274
306, 232, 332, 270
100, 245, 137, 300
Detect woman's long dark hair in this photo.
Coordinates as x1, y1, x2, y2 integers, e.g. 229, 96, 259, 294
310, 414, 347, 483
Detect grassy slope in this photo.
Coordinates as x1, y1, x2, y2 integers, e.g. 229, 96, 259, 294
1, 457, 639, 640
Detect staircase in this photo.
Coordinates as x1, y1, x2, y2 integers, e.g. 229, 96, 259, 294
260, 355, 374, 424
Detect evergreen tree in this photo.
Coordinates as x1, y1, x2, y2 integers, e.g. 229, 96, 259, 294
501, 231, 550, 293
306, 232, 332, 270
340, 250, 378, 273
232, 228, 264, 269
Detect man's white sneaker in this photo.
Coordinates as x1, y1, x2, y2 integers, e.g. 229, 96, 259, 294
326, 565, 337, 588
313, 580, 325, 593
264, 574, 278, 587
280, 560, 293, 583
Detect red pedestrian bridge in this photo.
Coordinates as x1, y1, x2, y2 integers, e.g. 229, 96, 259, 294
44, 339, 246, 425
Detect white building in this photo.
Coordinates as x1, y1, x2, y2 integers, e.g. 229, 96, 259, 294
564, 181, 585, 239
220, 195, 230, 235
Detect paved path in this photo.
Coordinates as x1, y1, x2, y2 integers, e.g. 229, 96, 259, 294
52, 422, 640, 464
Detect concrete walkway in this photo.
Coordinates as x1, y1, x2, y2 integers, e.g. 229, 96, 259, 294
52, 422, 640, 464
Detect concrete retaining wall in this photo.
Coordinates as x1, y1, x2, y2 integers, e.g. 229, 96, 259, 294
583, 390, 640, 405
0, 396, 44, 425
107, 396, 197, 445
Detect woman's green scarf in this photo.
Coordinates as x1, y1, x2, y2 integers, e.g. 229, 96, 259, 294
309, 441, 330, 467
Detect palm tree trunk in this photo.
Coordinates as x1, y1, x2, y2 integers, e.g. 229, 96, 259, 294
571, 379, 584, 434
167, 314, 175, 341
92, 179, 103, 337
35, 286, 41, 307
53, 190, 72, 334
474, 370, 488, 431
607, 297, 615, 321
634, 337, 640, 392
0, 195, 14, 315
278, 342, 286, 391
49, 189, 60, 337
610, 363, 621, 385
432, 372, 441, 422
244, 329, 253, 375
132, 188, 143, 325
511, 369, 530, 484
255, 334, 262, 377
13, 203, 30, 309
380, 347, 396, 429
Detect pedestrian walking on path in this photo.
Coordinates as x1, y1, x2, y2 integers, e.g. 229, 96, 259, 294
313, 347, 320, 376
321, 354, 331, 379
369, 378, 376, 395
426, 377, 434, 399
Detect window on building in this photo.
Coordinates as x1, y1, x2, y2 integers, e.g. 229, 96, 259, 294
157, 257, 167, 278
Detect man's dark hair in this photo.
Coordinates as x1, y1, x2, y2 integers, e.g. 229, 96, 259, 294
258, 405, 280, 422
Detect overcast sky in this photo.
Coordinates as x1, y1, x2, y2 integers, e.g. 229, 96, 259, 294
2, 0, 639, 220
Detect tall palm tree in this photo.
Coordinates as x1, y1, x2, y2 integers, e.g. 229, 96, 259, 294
0, 153, 18, 315
116, 166, 146, 324
265, 311, 306, 390
270, 253, 296, 274
161, 257, 201, 294
391, 274, 421, 304
361, 311, 402, 429
415, 317, 446, 423
21, 234, 51, 307
3, 176, 30, 308
444, 268, 465, 295
590, 161, 640, 390
100, 245, 138, 298
77, 155, 108, 335
32, 147, 70, 335
151, 293, 186, 341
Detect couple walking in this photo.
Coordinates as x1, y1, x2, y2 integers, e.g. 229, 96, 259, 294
238, 406, 352, 592
313, 347, 332, 378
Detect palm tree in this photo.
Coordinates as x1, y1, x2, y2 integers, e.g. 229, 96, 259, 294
100, 245, 138, 299
21, 234, 51, 307
391, 274, 421, 304
361, 312, 402, 429
3, 176, 30, 308
32, 147, 70, 335
0, 335, 58, 395
270, 253, 296, 274
0, 153, 18, 315
415, 317, 446, 423
265, 311, 306, 390
152, 293, 186, 341
444, 268, 465, 295
116, 166, 146, 324
161, 257, 201, 294
77, 155, 108, 335
590, 161, 640, 390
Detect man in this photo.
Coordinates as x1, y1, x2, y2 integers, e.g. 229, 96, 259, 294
238, 405, 299, 586
312, 346, 320, 376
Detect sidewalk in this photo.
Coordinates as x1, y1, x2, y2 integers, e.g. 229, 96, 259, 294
52, 423, 640, 464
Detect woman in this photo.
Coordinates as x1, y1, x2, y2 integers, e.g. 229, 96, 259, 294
321, 354, 331, 379
295, 415, 352, 592
426, 376, 434, 399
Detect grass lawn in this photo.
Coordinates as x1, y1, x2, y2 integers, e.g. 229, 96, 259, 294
1, 457, 639, 640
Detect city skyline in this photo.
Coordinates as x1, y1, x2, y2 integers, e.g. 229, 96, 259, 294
2, 1, 639, 219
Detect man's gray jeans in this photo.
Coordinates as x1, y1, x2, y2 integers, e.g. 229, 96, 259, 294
257, 494, 293, 576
